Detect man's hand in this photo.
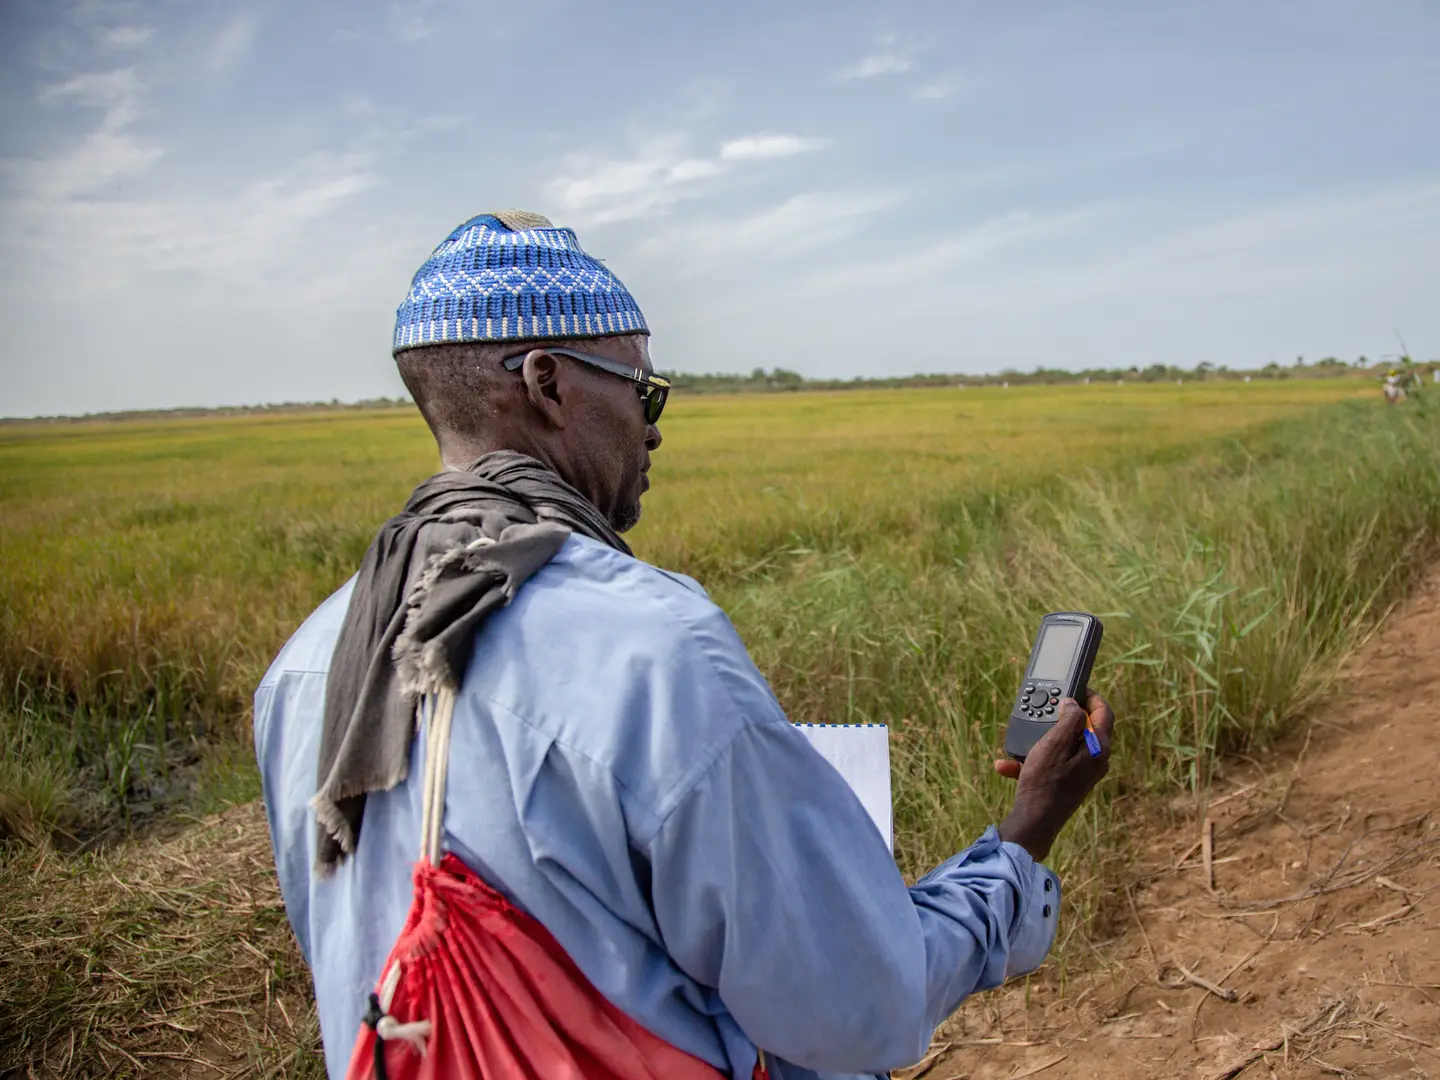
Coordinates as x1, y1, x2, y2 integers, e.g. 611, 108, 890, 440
993, 689, 1114, 862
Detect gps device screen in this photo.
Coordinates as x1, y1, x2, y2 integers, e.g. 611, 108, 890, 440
1029, 623, 1083, 681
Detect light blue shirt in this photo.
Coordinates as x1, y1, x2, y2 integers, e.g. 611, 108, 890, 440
255, 535, 1060, 1080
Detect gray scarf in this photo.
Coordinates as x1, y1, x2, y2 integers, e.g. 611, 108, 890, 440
311, 450, 630, 875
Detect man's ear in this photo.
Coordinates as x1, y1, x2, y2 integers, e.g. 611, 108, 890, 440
519, 350, 568, 430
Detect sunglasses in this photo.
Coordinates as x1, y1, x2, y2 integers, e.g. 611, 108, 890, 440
502, 347, 670, 425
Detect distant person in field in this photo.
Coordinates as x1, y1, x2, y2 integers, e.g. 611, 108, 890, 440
255, 210, 1116, 1080
1385, 370, 1404, 404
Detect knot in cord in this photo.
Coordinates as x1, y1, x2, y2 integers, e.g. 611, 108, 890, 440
363, 993, 390, 1080
363, 989, 433, 1078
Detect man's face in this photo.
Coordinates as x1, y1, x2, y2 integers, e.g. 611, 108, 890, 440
559, 335, 662, 533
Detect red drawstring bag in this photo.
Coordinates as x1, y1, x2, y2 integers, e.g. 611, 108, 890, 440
344, 689, 769, 1080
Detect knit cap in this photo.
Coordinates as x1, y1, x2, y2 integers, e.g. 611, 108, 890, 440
393, 210, 648, 353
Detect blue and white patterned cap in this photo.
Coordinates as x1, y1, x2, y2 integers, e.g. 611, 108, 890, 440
393, 210, 648, 352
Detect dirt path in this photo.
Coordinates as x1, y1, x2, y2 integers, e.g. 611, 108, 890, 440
914, 573, 1440, 1080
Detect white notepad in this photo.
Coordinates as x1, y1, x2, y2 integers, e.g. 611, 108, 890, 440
794, 724, 892, 853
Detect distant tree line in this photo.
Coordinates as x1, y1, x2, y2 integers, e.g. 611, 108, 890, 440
2, 397, 414, 426
657, 355, 1436, 394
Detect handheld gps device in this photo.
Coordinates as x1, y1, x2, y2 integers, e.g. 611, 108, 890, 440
1004, 611, 1104, 761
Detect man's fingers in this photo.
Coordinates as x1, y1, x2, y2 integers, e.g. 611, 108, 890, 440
1054, 697, 1089, 744
1022, 698, 1089, 765
993, 758, 1022, 780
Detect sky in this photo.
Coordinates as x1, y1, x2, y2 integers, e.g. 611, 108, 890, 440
0, 1, 1436, 417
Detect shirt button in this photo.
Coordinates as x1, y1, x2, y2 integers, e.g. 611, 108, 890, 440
1044, 878, 1053, 892
1043, 904, 1052, 918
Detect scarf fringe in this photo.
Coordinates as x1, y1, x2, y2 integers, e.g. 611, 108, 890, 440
394, 536, 495, 699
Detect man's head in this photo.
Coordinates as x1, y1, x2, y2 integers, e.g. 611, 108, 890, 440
392, 211, 661, 532
396, 334, 660, 531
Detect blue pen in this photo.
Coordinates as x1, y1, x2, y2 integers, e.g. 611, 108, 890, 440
1083, 716, 1103, 758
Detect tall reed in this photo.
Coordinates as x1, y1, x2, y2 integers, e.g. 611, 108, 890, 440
719, 399, 1440, 939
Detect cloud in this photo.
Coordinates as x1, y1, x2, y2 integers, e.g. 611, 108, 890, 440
38, 66, 141, 112
416, 113, 466, 134
17, 123, 164, 200
0, 32, 400, 416
1032, 181, 1440, 304
913, 75, 969, 102
2, 149, 383, 305
8, 59, 381, 293
838, 36, 913, 80
545, 132, 832, 226
773, 183, 1440, 350
719, 133, 827, 161
633, 191, 894, 274
545, 138, 721, 225
24, 67, 161, 197
98, 25, 155, 50
794, 202, 1119, 297
390, 0, 437, 43
208, 13, 257, 74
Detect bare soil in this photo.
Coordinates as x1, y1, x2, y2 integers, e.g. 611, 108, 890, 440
909, 573, 1440, 1080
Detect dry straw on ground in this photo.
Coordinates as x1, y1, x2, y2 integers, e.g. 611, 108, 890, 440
0, 802, 322, 1078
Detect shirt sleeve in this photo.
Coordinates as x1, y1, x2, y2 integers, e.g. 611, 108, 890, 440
645, 719, 1059, 1075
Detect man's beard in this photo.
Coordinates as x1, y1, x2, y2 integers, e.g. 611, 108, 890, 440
612, 499, 642, 533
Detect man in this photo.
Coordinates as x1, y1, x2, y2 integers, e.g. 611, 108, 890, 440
256, 210, 1116, 1080
1385, 370, 1403, 404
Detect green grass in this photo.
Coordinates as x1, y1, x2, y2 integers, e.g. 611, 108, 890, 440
4, 376, 1440, 1072
0, 378, 1429, 865
709, 395, 1439, 932
0, 383, 1433, 854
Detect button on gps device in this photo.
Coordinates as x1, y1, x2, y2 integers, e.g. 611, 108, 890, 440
1003, 611, 1104, 762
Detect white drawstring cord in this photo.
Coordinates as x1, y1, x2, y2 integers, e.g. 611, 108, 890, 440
419, 687, 455, 868
366, 686, 457, 1072
378, 961, 401, 1012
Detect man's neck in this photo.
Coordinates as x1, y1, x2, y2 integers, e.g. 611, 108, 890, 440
438, 434, 559, 477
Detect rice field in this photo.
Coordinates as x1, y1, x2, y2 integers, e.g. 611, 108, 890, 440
4, 376, 1440, 1074
1, 378, 1434, 863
